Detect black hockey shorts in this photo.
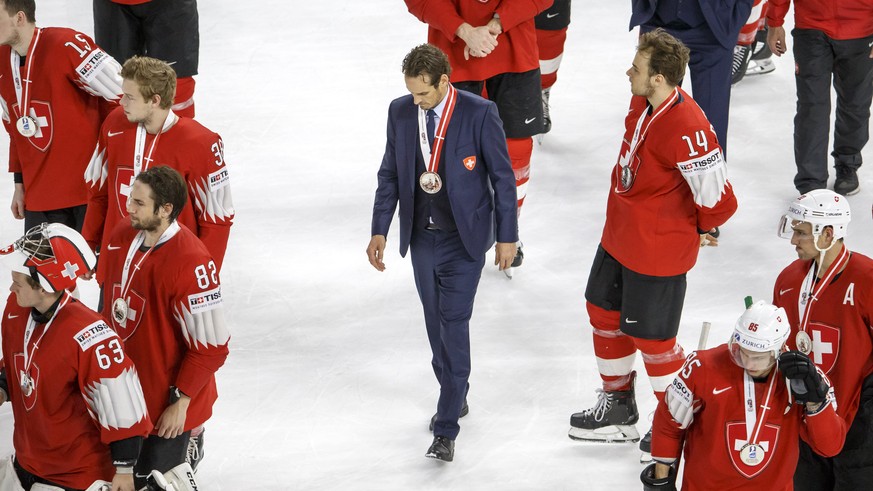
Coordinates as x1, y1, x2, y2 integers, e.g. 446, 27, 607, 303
454, 68, 545, 139
584, 244, 687, 340
535, 0, 571, 30
93, 0, 200, 78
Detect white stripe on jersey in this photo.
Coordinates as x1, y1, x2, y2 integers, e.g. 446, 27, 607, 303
190, 175, 235, 223
75, 48, 122, 101
84, 144, 108, 188
676, 148, 729, 208
174, 299, 230, 349
83, 367, 148, 429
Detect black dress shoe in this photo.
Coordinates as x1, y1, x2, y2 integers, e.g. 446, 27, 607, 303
425, 436, 454, 462
429, 400, 469, 432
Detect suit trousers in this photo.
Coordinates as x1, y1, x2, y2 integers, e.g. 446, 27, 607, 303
792, 29, 873, 193
641, 24, 733, 156
410, 227, 484, 440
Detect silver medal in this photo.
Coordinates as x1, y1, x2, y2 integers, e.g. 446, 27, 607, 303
796, 331, 812, 355
112, 297, 128, 324
739, 443, 764, 466
621, 166, 632, 189
419, 171, 442, 194
15, 115, 37, 137
19, 371, 33, 397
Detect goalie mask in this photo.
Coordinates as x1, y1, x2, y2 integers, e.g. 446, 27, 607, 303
729, 300, 790, 373
0, 223, 97, 292
777, 189, 851, 251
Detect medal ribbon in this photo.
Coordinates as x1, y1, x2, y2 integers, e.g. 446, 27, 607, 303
743, 370, 777, 448
21, 291, 71, 376
796, 244, 849, 338
417, 84, 458, 175
117, 221, 180, 305
615, 88, 679, 191
10, 28, 42, 125
133, 110, 177, 176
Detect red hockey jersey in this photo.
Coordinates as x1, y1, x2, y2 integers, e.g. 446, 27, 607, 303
767, 0, 873, 40
101, 222, 230, 433
601, 88, 737, 276
0, 27, 120, 211
1, 293, 151, 489
82, 107, 234, 279
405, 0, 550, 82
773, 249, 873, 429
653, 347, 845, 490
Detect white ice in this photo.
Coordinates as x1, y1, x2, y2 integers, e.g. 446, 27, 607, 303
0, 1, 869, 490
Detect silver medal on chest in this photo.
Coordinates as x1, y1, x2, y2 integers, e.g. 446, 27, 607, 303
15, 115, 38, 137
112, 297, 128, 325
796, 331, 812, 355
419, 171, 442, 194
19, 371, 33, 397
739, 443, 764, 466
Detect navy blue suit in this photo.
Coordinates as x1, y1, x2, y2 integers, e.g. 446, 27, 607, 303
630, 0, 753, 155
371, 89, 518, 440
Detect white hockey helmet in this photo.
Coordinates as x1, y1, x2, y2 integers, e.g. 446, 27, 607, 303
778, 189, 851, 247
0, 223, 97, 292
728, 300, 791, 372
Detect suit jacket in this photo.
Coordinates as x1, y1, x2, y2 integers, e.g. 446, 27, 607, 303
629, 0, 754, 49
371, 89, 518, 260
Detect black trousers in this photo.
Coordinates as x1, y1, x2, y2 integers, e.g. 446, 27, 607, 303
23, 204, 86, 232
794, 374, 873, 490
792, 29, 873, 193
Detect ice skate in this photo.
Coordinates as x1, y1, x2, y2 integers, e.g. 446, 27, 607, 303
639, 427, 652, 463
569, 371, 640, 443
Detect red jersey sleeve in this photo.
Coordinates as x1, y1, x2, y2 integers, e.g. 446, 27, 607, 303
74, 317, 153, 444
652, 352, 705, 463
170, 254, 230, 399
405, 0, 466, 42
186, 132, 234, 270
82, 118, 112, 250
494, 0, 551, 32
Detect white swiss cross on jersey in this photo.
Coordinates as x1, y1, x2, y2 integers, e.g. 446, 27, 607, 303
13, 101, 52, 152
806, 322, 840, 374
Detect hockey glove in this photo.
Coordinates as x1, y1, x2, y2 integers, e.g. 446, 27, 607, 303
640, 462, 677, 491
778, 350, 829, 404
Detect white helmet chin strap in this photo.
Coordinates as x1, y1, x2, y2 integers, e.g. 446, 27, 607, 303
812, 229, 836, 275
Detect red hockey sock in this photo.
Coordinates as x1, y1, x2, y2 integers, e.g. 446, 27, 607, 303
631, 336, 686, 403
588, 302, 637, 391
173, 76, 196, 118
506, 137, 533, 214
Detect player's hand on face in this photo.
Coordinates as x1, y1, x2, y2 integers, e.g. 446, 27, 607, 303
367, 235, 387, 272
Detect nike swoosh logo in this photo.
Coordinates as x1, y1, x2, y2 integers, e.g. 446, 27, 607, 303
7, 313, 18, 319
134, 473, 150, 479
524, 117, 536, 124
106, 244, 121, 251
108, 130, 124, 137
869, 41, 873, 48
625, 318, 638, 324
546, 12, 559, 18
780, 288, 794, 295
713, 386, 731, 395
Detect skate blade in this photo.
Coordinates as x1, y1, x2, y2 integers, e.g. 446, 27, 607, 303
640, 450, 652, 464
746, 61, 775, 76
503, 267, 513, 279
536, 133, 545, 145
568, 425, 640, 443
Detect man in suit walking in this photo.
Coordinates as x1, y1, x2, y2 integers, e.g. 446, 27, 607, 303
366, 44, 518, 462
630, 0, 754, 155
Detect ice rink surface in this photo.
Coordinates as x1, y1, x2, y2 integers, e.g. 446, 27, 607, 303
0, 1, 869, 489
